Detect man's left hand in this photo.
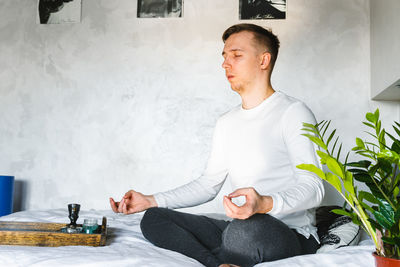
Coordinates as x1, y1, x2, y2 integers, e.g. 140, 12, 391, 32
223, 187, 273, 219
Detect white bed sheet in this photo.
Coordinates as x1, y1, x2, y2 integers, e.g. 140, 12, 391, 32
0, 209, 376, 267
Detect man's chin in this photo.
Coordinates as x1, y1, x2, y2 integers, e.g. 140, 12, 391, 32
230, 84, 242, 93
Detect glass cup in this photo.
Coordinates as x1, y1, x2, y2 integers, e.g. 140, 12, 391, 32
82, 218, 98, 234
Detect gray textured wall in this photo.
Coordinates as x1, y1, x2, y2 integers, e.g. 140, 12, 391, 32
0, 0, 398, 213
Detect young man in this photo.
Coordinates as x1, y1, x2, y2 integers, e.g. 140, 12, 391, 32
110, 23, 324, 267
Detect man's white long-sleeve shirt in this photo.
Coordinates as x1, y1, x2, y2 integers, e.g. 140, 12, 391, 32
154, 91, 325, 240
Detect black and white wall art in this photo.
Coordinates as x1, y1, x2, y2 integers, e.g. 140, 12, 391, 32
37, 0, 82, 24
240, 0, 286, 20
137, 0, 183, 18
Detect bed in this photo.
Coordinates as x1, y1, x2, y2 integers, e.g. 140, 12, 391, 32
0, 209, 376, 266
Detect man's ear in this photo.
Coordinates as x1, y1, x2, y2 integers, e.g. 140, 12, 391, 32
260, 52, 271, 70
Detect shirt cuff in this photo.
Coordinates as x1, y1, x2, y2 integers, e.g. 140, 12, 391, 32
153, 193, 167, 208
268, 192, 283, 215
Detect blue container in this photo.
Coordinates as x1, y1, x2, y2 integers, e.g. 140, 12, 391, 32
0, 175, 14, 216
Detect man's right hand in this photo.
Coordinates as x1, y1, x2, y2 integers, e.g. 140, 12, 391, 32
109, 190, 157, 214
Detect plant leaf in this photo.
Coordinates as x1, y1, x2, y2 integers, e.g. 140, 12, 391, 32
395, 121, 400, 130
343, 171, 355, 195
321, 120, 331, 138
393, 187, 400, 198
326, 157, 344, 177
349, 212, 362, 226
318, 120, 328, 132
356, 138, 365, 148
359, 190, 379, 204
359, 200, 375, 214
365, 131, 378, 139
331, 209, 352, 217
344, 152, 350, 166
378, 130, 386, 149
392, 142, 400, 154
367, 218, 381, 231
296, 164, 326, 180
336, 143, 343, 161
393, 124, 400, 138
327, 129, 336, 147
373, 211, 394, 229
364, 141, 380, 149
356, 151, 376, 160
363, 121, 375, 129
326, 172, 342, 193
301, 134, 327, 150
345, 191, 354, 206
346, 160, 371, 168
376, 157, 395, 175
382, 236, 395, 245
374, 109, 380, 122
302, 122, 317, 130
376, 199, 395, 226
394, 208, 400, 222
390, 237, 400, 248
353, 173, 373, 183
379, 150, 400, 165
366, 112, 376, 123
301, 128, 316, 133
386, 131, 400, 154
377, 120, 382, 136
368, 163, 380, 177
332, 136, 339, 154
366, 182, 384, 199
317, 150, 329, 165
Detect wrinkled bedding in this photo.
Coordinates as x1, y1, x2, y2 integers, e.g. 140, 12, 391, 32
0, 209, 375, 266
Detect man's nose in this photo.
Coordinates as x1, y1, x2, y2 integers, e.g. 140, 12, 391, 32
222, 58, 230, 69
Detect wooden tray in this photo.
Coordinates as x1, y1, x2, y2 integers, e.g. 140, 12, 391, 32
0, 217, 107, 247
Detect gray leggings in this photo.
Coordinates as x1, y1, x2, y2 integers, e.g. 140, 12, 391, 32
140, 207, 319, 267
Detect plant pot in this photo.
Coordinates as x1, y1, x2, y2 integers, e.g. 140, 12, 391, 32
373, 252, 400, 267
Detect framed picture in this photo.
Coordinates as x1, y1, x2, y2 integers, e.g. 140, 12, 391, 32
137, 0, 183, 18
239, 0, 286, 20
37, 0, 82, 24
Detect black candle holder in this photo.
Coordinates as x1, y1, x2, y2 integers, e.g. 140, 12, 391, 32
68, 203, 80, 228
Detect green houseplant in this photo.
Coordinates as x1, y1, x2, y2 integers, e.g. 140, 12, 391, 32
297, 109, 400, 263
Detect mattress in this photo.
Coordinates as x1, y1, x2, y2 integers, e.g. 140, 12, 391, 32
0, 209, 376, 266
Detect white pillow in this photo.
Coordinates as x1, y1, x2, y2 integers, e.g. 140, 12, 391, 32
317, 215, 361, 253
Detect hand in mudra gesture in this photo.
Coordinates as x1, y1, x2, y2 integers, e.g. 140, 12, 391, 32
223, 187, 273, 220
109, 190, 157, 214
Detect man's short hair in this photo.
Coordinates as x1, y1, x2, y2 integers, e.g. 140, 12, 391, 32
222, 23, 280, 70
